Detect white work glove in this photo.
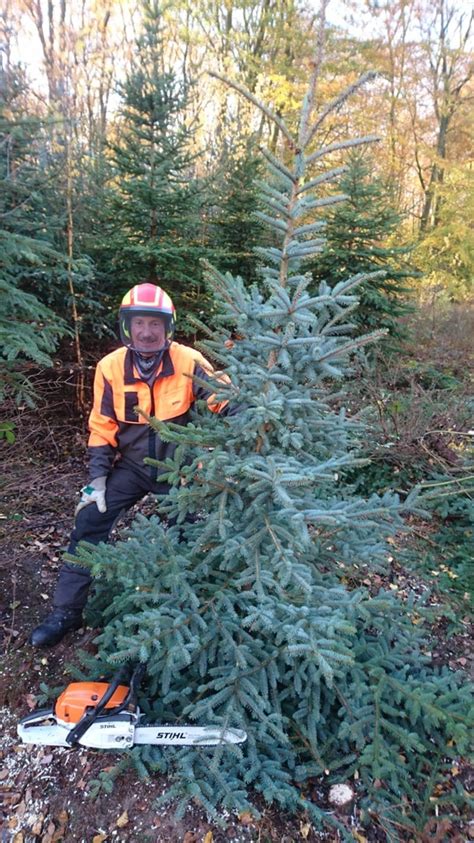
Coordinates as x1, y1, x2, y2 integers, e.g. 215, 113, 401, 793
75, 475, 107, 515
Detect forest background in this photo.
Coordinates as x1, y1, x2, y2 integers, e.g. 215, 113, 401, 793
0, 0, 473, 840
1, 0, 473, 395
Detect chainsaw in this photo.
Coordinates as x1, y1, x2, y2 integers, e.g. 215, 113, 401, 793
17, 664, 247, 749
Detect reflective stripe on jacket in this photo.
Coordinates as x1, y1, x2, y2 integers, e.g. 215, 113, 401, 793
87, 342, 228, 480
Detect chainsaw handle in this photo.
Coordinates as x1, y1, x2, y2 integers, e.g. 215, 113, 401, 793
65, 663, 145, 747
127, 663, 146, 705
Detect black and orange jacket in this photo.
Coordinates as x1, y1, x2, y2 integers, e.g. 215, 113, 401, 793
87, 342, 229, 481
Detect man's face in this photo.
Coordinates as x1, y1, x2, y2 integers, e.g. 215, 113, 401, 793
130, 315, 166, 355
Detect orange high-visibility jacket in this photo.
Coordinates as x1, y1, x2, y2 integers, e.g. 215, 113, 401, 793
87, 343, 229, 481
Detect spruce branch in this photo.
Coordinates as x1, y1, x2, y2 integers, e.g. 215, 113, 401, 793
296, 166, 348, 195
184, 313, 216, 339
259, 147, 298, 186
305, 71, 380, 148
202, 260, 245, 317
137, 409, 218, 447
193, 341, 229, 367
298, 0, 330, 148
385, 677, 470, 728
208, 71, 295, 148
332, 270, 388, 297
295, 193, 348, 212
312, 329, 388, 363
293, 221, 326, 237
319, 303, 360, 334
291, 722, 329, 773
256, 179, 293, 205
306, 135, 381, 165
254, 211, 289, 233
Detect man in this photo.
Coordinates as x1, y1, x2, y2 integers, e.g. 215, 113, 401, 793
30, 282, 229, 648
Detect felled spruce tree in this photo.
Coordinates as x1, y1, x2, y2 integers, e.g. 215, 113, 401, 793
76, 52, 472, 836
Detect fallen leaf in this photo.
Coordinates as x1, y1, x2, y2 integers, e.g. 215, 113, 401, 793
421, 818, 452, 842
203, 833, 213, 843
57, 810, 69, 825
31, 813, 44, 835
238, 812, 254, 826
353, 832, 368, 843
116, 811, 129, 828
25, 693, 37, 711
182, 833, 198, 843
300, 822, 311, 839
13, 834, 24, 843
16, 800, 26, 818
92, 835, 107, 843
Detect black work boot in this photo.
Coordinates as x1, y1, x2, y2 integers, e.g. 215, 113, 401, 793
29, 608, 83, 648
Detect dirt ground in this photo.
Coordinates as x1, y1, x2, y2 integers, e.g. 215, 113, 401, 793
0, 360, 472, 843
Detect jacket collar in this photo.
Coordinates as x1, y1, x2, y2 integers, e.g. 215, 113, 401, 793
124, 347, 175, 385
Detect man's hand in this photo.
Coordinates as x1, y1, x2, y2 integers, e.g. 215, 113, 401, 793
75, 476, 107, 515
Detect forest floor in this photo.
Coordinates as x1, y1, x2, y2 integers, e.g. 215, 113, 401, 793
1, 306, 473, 843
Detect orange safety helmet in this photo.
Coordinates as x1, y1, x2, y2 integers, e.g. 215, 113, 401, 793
119, 283, 176, 351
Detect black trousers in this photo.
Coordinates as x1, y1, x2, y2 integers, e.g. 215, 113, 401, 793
53, 463, 170, 611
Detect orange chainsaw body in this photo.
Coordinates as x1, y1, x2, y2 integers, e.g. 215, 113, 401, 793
55, 682, 129, 725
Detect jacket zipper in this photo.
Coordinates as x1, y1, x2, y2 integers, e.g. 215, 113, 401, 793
148, 381, 157, 481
